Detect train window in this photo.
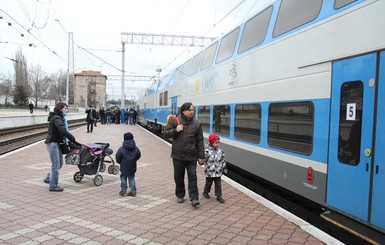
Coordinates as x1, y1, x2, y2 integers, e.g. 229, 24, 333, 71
197, 106, 210, 132
159, 92, 163, 106
334, 0, 356, 9
213, 105, 230, 137
200, 42, 218, 71
268, 102, 314, 155
163, 91, 168, 106
273, 0, 322, 38
235, 104, 261, 143
338, 81, 363, 166
174, 65, 183, 83
238, 6, 273, 54
178, 59, 191, 82
189, 52, 203, 76
216, 28, 239, 64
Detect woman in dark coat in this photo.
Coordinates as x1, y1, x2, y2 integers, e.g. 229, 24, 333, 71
44, 102, 76, 192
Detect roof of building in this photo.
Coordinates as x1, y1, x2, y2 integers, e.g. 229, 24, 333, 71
75, 70, 107, 79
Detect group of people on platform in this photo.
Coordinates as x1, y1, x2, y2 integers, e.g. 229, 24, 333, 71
85, 106, 138, 133
44, 101, 227, 209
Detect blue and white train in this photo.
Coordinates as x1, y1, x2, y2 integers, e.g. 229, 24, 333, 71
136, 0, 385, 235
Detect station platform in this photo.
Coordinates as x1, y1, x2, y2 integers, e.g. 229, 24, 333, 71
0, 109, 85, 129
0, 123, 343, 244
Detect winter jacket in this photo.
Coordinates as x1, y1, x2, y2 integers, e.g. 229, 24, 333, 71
163, 114, 205, 161
116, 139, 141, 176
204, 145, 226, 178
85, 109, 97, 123
45, 112, 75, 144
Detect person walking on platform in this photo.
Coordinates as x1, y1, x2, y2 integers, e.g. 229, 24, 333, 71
163, 102, 205, 208
85, 105, 96, 133
29, 102, 34, 114
116, 132, 141, 197
203, 134, 227, 203
44, 102, 76, 192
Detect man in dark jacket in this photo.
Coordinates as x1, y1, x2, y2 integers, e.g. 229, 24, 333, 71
116, 132, 141, 197
163, 102, 205, 208
44, 102, 76, 192
85, 105, 97, 133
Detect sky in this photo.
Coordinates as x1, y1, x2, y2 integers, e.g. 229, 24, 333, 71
0, 0, 270, 99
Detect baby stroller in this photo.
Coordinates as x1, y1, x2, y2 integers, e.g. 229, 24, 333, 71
65, 142, 119, 186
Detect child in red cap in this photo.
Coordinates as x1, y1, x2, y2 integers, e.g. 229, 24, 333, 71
202, 133, 227, 203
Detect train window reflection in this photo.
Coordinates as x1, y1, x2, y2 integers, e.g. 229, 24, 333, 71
273, 0, 322, 38
201, 42, 218, 71
238, 6, 273, 53
189, 52, 203, 76
216, 28, 239, 63
197, 106, 210, 132
338, 81, 363, 166
268, 102, 314, 155
235, 104, 261, 143
213, 105, 230, 137
334, 0, 356, 9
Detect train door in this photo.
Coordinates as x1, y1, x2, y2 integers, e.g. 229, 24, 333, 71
371, 52, 385, 229
327, 54, 374, 221
327, 52, 385, 231
170, 97, 178, 115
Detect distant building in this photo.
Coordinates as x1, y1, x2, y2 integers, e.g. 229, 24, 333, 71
74, 70, 107, 109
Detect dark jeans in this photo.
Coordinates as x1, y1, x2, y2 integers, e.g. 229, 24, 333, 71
87, 120, 94, 132
173, 159, 198, 201
204, 177, 222, 197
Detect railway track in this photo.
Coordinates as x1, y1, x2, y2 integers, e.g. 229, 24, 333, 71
0, 119, 86, 156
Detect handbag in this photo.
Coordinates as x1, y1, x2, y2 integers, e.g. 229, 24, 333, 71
60, 142, 70, 154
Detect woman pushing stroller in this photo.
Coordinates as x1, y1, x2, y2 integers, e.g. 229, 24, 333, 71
44, 102, 77, 192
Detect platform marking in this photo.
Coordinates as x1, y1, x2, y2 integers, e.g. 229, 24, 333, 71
25, 173, 121, 194
24, 162, 51, 170
0, 215, 163, 245
0, 202, 13, 210
109, 194, 168, 211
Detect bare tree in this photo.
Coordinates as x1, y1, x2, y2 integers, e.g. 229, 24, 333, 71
29, 65, 50, 108
0, 75, 13, 105
13, 48, 30, 105
47, 71, 66, 103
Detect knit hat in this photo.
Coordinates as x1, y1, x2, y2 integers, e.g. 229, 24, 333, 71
124, 132, 134, 140
208, 134, 220, 145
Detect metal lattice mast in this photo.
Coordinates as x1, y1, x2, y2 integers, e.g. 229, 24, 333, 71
66, 32, 75, 106
120, 32, 215, 47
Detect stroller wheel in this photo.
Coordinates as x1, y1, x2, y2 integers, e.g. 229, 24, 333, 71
94, 175, 103, 186
107, 165, 114, 174
111, 165, 119, 175
74, 171, 83, 182
100, 163, 106, 172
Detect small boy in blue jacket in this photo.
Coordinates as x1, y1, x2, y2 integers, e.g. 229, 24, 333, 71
116, 132, 141, 196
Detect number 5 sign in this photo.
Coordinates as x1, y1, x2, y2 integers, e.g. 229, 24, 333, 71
346, 103, 356, 120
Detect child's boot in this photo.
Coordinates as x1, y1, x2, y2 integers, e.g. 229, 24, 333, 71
127, 191, 136, 197
119, 189, 126, 196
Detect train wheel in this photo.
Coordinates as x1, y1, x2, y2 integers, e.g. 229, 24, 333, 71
94, 175, 103, 186
74, 171, 83, 182
111, 165, 119, 175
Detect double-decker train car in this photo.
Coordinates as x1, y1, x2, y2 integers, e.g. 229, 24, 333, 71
136, 0, 385, 236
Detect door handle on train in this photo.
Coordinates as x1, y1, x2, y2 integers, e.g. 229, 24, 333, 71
366, 163, 369, 172
375, 165, 379, 174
